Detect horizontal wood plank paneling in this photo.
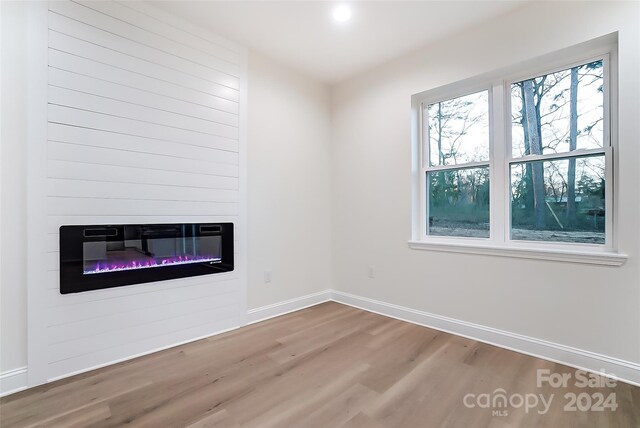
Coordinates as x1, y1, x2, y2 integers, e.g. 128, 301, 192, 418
47, 179, 239, 203
49, 1, 240, 77
47, 141, 238, 177
49, 67, 239, 126
46, 197, 239, 216
48, 50, 239, 114
48, 123, 239, 164
48, 11, 239, 89
48, 104, 238, 151
47, 291, 239, 345
80, 1, 240, 65
45, 234, 58, 252
40, 0, 246, 383
48, 304, 240, 363
48, 160, 239, 191
48, 86, 239, 139
46, 277, 238, 318
49, 31, 239, 102
47, 315, 240, 380
48, 307, 235, 364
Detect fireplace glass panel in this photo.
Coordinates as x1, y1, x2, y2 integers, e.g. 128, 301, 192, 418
60, 222, 233, 294
82, 225, 223, 275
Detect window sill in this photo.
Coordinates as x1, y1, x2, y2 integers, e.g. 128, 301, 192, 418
407, 240, 627, 266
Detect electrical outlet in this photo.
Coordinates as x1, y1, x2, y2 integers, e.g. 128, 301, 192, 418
264, 270, 272, 283
367, 266, 375, 279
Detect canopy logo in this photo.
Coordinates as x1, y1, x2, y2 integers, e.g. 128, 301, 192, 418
463, 368, 618, 417
463, 389, 553, 416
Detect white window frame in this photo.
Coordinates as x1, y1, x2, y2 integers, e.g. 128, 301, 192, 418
409, 36, 627, 266
420, 86, 493, 244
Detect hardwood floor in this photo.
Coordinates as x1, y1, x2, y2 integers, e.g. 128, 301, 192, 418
1, 302, 639, 427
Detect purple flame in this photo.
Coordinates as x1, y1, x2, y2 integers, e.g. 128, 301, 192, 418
84, 255, 221, 275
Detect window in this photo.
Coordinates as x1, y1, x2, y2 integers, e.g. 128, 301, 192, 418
411, 39, 624, 265
426, 91, 490, 238
509, 60, 607, 245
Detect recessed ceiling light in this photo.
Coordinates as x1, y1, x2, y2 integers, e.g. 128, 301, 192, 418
332, 5, 352, 22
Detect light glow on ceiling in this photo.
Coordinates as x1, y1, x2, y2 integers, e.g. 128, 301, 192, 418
332, 4, 352, 22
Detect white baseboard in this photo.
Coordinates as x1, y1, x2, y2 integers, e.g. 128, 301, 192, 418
0, 367, 28, 397
247, 290, 332, 324
330, 290, 640, 387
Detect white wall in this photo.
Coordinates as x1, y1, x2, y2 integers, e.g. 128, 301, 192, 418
0, 1, 28, 374
247, 51, 331, 310
331, 1, 640, 364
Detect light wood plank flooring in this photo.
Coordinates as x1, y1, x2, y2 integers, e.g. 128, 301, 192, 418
1, 302, 639, 427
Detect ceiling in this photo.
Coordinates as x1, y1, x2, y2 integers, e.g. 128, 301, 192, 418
151, 1, 529, 85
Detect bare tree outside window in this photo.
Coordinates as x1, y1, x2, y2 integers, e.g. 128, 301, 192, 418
510, 60, 605, 244
426, 91, 490, 238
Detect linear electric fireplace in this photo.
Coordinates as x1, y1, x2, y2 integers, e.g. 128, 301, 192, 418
60, 223, 234, 294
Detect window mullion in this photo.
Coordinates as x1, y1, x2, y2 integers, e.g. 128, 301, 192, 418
425, 161, 490, 173
490, 81, 507, 244
508, 148, 607, 164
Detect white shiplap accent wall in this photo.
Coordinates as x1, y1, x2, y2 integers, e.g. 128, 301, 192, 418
27, 0, 246, 385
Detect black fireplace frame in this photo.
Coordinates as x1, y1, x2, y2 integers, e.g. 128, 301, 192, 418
59, 222, 234, 294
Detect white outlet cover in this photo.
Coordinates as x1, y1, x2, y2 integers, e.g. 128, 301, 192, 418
367, 266, 375, 279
